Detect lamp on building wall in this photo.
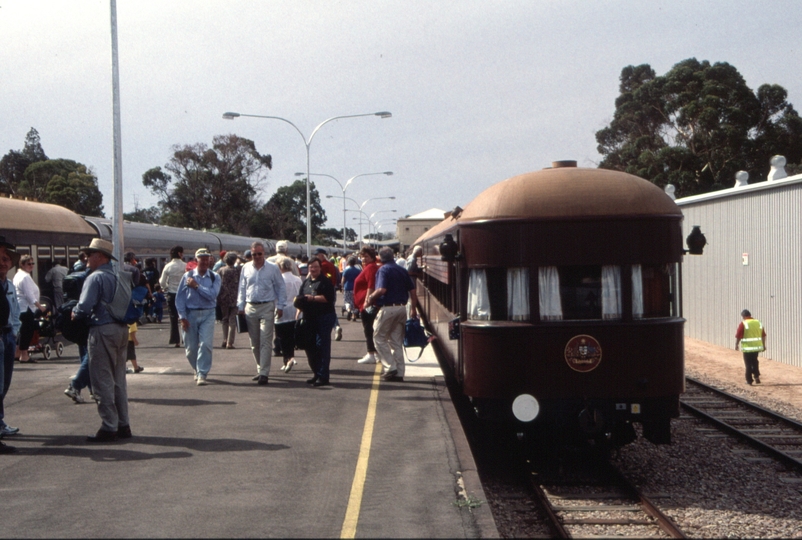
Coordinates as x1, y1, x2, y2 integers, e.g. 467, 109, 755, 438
686, 226, 707, 255
439, 234, 459, 262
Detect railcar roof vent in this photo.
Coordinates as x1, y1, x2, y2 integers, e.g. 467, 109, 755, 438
550, 160, 577, 169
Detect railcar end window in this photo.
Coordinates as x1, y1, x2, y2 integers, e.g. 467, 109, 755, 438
639, 263, 676, 318
559, 265, 602, 320
538, 266, 563, 321
601, 266, 622, 320
467, 269, 491, 320
507, 267, 530, 321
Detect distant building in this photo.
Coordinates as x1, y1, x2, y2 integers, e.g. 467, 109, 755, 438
675, 156, 802, 368
397, 208, 447, 254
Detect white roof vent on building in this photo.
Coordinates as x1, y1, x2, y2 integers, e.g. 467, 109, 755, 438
734, 170, 749, 187
768, 155, 787, 181
664, 184, 676, 200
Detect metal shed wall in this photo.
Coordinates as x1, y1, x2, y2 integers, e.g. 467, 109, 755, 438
677, 175, 802, 368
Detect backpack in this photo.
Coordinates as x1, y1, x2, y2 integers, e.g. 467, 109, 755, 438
97, 267, 141, 324
56, 299, 89, 346
63, 270, 89, 301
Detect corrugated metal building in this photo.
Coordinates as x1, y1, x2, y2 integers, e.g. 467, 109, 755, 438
675, 164, 802, 368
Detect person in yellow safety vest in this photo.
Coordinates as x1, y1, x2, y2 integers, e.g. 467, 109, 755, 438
735, 309, 767, 386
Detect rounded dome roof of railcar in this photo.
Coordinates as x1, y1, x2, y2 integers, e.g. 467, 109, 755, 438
459, 167, 681, 223
0, 197, 96, 244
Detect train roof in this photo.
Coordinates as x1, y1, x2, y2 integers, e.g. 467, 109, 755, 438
413, 165, 682, 247
0, 196, 96, 245
460, 166, 681, 223
83, 216, 221, 256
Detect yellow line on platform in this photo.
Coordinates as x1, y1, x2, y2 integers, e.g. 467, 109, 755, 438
340, 363, 383, 538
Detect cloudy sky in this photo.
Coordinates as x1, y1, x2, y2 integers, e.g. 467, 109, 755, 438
2, 0, 800, 235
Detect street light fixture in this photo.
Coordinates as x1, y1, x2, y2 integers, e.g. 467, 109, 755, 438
222, 110, 392, 256
295, 171, 392, 252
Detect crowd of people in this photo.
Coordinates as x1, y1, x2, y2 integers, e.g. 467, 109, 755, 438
0, 235, 422, 453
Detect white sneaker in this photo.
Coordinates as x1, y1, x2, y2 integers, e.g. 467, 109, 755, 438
357, 353, 377, 364
197, 376, 207, 386
284, 359, 297, 373
335, 326, 343, 341
280, 364, 287, 372
64, 385, 86, 404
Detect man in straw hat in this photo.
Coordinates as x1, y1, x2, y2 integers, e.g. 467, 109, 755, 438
175, 248, 221, 386
72, 238, 132, 442
0, 236, 21, 453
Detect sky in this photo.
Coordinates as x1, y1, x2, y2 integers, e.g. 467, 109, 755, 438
2, 0, 801, 237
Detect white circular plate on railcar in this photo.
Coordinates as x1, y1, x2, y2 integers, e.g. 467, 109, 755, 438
512, 394, 540, 422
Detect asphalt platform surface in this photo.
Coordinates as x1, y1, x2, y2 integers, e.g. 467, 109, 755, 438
0, 311, 497, 538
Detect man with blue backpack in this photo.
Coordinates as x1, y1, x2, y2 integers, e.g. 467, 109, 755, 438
72, 238, 133, 443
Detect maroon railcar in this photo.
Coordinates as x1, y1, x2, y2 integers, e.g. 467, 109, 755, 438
415, 162, 686, 446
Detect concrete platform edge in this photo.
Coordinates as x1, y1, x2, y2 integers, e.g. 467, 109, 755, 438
433, 375, 500, 538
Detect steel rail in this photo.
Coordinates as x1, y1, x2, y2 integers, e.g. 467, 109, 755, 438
527, 458, 686, 538
682, 378, 802, 473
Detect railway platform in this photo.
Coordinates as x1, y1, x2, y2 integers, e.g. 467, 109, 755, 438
0, 313, 497, 538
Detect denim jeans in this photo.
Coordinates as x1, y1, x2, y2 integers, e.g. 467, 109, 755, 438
0, 332, 17, 426
71, 344, 91, 392
306, 312, 337, 382
184, 308, 216, 377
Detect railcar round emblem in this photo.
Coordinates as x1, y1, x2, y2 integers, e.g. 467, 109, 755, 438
564, 335, 602, 372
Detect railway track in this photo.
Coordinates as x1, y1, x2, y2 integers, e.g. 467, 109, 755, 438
682, 377, 802, 473
525, 454, 685, 538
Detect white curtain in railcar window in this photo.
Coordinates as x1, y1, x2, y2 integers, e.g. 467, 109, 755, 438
467, 269, 491, 320
601, 265, 622, 320
631, 264, 644, 319
538, 266, 563, 321
507, 267, 530, 321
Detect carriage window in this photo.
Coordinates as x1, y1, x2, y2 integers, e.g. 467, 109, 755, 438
507, 268, 530, 321
638, 264, 676, 318
538, 266, 563, 321
601, 266, 622, 320
467, 269, 491, 320
560, 265, 602, 320
632, 265, 644, 319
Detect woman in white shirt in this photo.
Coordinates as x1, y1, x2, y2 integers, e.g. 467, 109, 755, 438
13, 255, 46, 363
275, 257, 303, 373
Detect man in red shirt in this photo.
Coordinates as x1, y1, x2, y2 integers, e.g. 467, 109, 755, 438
315, 249, 342, 341
353, 247, 380, 364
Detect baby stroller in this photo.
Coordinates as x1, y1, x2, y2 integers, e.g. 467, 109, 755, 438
27, 297, 65, 360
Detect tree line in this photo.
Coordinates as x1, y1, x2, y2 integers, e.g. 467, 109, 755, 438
596, 58, 802, 196
0, 128, 104, 216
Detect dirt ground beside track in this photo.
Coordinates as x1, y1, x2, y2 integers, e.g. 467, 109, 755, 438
685, 337, 802, 414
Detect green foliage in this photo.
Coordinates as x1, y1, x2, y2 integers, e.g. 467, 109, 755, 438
123, 205, 162, 224
250, 180, 327, 243
596, 58, 802, 197
320, 227, 357, 241
142, 134, 272, 235
0, 129, 103, 216
45, 165, 105, 217
0, 127, 48, 196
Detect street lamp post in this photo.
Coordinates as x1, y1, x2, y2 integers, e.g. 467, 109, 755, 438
331, 195, 395, 249
374, 218, 398, 247
296, 171, 392, 252
222, 110, 391, 256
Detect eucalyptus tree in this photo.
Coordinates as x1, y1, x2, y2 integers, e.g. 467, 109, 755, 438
596, 58, 802, 196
